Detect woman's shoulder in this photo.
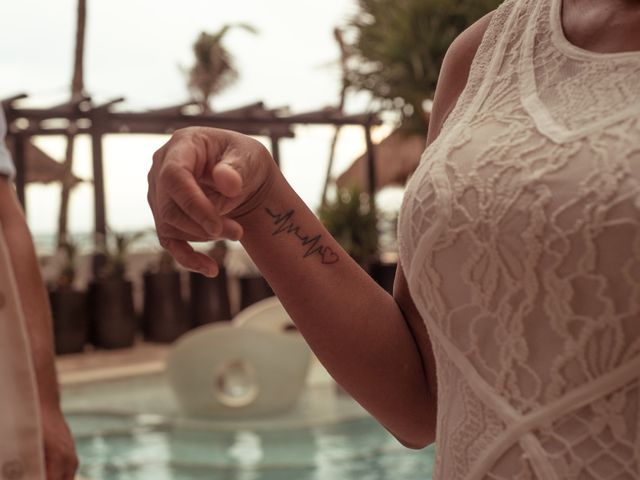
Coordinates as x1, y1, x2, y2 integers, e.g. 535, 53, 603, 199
428, 11, 495, 142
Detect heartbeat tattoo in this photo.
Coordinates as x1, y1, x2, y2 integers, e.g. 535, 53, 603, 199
265, 208, 339, 265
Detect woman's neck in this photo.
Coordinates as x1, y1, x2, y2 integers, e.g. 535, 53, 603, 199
562, 0, 640, 54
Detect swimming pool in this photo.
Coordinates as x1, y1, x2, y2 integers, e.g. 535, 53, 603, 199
62, 364, 435, 479
69, 412, 434, 479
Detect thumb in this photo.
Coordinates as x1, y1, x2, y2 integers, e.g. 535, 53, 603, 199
211, 159, 244, 198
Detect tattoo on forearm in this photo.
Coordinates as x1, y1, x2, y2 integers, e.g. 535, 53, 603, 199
265, 208, 339, 265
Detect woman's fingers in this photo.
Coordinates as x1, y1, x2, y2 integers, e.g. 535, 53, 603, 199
159, 199, 214, 240
160, 238, 219, 277
157, 223, 212, 243
160, 162, 222, 236
148, 128, 274, 269
220, 217, 244, 241
158, 205, 242, 243
212, 161, 244, 199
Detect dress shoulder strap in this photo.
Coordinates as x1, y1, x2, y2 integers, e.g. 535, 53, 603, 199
440, 0, 531, 133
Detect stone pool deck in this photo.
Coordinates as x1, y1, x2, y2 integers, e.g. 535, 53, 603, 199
56, 341, 333, 387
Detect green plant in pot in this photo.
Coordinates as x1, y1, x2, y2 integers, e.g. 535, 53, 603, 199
319, 186, 397, 292
142, 250, 189, 343
190, 241, 233, 325
48, 238, 89, 354
89, 231, 143, 349
319, 186, 379, 269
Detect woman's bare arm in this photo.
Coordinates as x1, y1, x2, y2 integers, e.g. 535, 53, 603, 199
388, 8, 495, 441
147, 11, 493, 450
235, 166, 435, 448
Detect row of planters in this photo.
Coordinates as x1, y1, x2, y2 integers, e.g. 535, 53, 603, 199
48, 237, 274, 355
49, 187, 398, 355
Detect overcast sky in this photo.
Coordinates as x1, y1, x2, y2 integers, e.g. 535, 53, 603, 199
1, 0, 400, 245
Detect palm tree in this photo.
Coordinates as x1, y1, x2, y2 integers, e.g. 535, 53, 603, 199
321, 28, 350, 207
331, 0, 501, 196
57, 0, 86, 246
345, 0, 500, 132
187, 24, 257, 111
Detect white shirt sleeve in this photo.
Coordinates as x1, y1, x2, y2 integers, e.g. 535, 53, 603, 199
0, 110, 16, 179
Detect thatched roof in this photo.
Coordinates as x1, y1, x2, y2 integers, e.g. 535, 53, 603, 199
336, 129, 426, 191
5, 137, 83, 186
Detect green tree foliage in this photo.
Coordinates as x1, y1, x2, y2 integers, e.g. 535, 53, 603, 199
345, 0, 501, 131
188, 24, 258, 110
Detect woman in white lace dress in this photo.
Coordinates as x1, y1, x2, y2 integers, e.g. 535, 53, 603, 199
147, 1, 640, 478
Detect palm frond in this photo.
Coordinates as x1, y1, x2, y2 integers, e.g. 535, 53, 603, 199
186, 23, 258, 108
344, 0, 501, 130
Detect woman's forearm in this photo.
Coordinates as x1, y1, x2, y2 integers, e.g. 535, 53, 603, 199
146, 127, 435, 447
236, 166, 434, 447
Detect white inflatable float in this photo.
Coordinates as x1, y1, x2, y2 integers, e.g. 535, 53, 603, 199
167, 297, 312, 417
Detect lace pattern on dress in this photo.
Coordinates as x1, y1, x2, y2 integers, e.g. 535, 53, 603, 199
397, 0, 640, 478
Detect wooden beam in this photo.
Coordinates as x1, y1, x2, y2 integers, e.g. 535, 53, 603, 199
285, 107, 341, 122
47, 95, 90, 112
144, 100, 200, 115
216, 101, 265, 117
93, 97, 125, 111
107, 111, 380, 127
7, 106, 381, 129
7, 108, 85, 121
104, 117, 295, 138
10, 125, 294, 139
1, 93, 28, 110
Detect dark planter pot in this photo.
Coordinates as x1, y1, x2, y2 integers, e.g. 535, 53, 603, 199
142, 271, 189, 343
89, 279, 136, 349
239, 275, 274, 311
190, 269, 232, 327
49, 289, 88, 355
370, 261, 398, 295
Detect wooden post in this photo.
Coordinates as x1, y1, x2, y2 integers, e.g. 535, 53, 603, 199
270, 135, 281, 168
91, 121, 107, 247
14, 134, 27, 210
364, 121, 377, 209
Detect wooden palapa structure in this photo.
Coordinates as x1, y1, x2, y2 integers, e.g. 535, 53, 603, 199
2, 93, 380, 249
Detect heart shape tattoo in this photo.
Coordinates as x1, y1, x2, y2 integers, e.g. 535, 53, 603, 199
319, 247, 339, 265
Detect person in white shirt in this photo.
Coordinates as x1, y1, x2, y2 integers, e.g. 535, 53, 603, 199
0, 110, 77, 479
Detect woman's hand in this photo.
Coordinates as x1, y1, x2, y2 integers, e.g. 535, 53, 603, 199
147, 127, 275, 276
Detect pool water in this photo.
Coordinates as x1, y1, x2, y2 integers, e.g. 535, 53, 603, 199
69, 413, 435, 480
61, 364, 435, 480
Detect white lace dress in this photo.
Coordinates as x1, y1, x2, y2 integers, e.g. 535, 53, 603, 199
398, 0, 640, 478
